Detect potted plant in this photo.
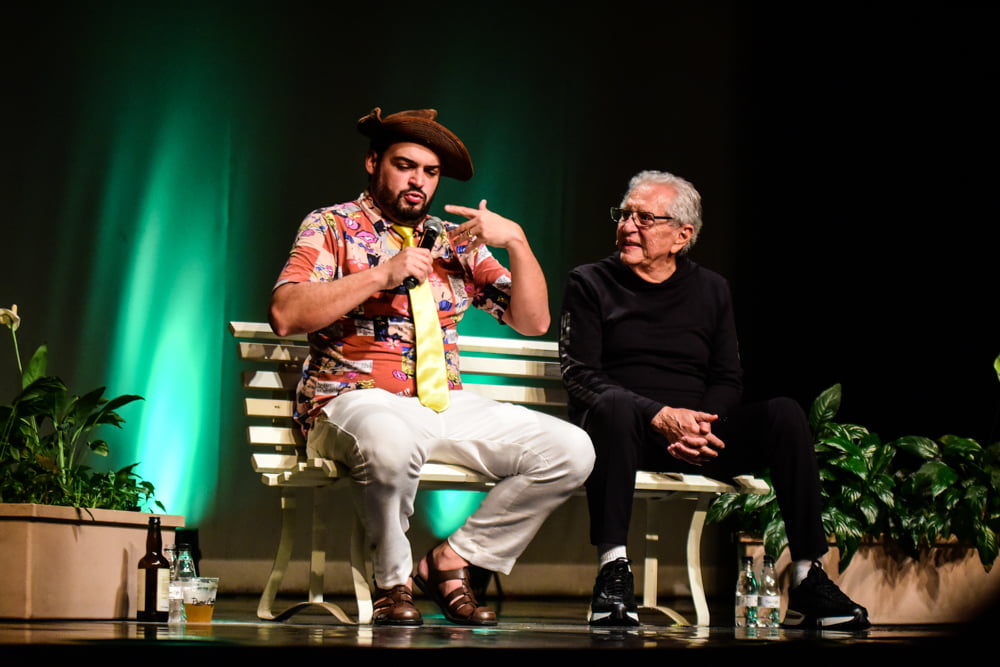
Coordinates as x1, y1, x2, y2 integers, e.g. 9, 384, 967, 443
0, 304, 182, 620
708, 366, 1000, 623
709, 382, 1000, 572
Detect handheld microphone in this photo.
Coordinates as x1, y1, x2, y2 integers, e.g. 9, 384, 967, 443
402, 219, 444, 290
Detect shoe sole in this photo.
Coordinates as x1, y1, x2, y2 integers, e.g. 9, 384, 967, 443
589, 609, 640, 627
372, 618, 423, 627
782, 610, 871, 630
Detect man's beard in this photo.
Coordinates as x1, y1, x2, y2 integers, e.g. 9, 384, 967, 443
371, 173, 432, 223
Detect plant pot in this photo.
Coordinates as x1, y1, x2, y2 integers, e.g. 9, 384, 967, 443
0, 503, 185, 620
739, 535, 1000, 624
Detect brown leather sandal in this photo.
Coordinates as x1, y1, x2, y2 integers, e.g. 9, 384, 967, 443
372, 584, 423, 626
413, 550, 497, 626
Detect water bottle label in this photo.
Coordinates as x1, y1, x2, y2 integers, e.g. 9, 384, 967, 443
759, 594, 780, 607
738, 594, 758, 606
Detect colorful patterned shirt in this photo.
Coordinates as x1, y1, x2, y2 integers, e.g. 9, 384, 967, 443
273, 191, 512, 433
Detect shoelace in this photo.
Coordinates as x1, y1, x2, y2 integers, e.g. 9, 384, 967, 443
600, 562, 631, 597
807, 563, 854, 604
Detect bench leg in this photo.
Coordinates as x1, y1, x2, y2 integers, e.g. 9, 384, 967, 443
640, 496, 692, 625
258, 486, 357, 624
351, 517, 373, 624
256, 487, 297, 620
685, 494, 712, 626
639, 493, 714, 626
308, 490, 327, 604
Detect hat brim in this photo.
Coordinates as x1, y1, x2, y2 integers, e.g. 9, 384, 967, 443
358, 107, 474, 181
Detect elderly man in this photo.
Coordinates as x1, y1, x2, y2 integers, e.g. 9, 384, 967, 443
559, 170, 870, 630
269, 107, 594, 626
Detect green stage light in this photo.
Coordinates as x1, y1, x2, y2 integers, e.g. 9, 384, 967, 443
93, 105, 230, 527
421, 490, 486, 539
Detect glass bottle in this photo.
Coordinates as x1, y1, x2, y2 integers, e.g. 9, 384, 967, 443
165, 544, 187, 623
734, 555, 759, 628
174, 544, 197, 580
137, 516, 170, 622
757, 555, 781, 627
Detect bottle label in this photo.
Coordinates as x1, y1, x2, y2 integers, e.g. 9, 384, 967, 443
138, 568, 171, 612
759, 594, 780, 608
737, 594, 758, 606
137, 572, 146, 612
155, 568, 170, 611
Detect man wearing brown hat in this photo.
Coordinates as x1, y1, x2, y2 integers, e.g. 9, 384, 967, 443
268, 108, 594, 626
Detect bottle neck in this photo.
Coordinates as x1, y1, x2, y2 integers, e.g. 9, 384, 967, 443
146, 518, 163, 555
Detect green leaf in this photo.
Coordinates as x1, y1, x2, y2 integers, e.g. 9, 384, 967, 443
11, 376, 66, 418
744, 488, 777, 513
762, 517, 788, 558
894, 435, 940, 460
870, 473, 896, 509
939, 434, 984, 462
707, 493, 740, 523
871, 444, 897, 476
828, 454, 868, 479
844, 423, 873, 442
88, 439, 110, 457
976, 524, 998, 572
808, 383, 841, 432
22, 345, 48, 389
912, 461, 960, 498
817, 430, 859, 455
856, 497, 882, 526
90, 394, 143, 429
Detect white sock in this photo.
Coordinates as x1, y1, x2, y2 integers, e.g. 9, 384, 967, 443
598, 544, 628, 568
792, 559, 814, 587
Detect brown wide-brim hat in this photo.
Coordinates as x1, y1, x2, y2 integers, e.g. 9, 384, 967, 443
357, 107, 474, 181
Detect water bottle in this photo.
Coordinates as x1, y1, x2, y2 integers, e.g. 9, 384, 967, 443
164, 544, 179, 623
757, 555, 781, 627
168, 544, 197, 623
735, 555, 758, 627
174, 544, 197, 579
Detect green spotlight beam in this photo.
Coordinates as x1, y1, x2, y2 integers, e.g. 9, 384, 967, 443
99, 109, 230, 526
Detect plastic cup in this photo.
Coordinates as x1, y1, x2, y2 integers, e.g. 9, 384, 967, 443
181, 577, 219, 623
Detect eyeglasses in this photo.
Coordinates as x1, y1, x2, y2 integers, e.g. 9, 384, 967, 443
610, 207, 674, 229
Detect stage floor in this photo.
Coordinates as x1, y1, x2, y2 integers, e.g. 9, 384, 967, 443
0, 594, 987, 660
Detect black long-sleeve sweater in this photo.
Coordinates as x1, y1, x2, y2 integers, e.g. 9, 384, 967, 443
558, 254, 743, 427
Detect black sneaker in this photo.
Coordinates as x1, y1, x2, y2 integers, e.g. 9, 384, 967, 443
589, 557, 640, 626
782, 560, 871, 630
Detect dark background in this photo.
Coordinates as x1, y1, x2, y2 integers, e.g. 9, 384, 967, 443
2, 2, 998, 516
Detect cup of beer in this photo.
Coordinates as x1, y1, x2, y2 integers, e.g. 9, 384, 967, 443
181, 577, 219, 623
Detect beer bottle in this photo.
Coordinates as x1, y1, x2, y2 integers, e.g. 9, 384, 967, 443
137, 516, 170, 621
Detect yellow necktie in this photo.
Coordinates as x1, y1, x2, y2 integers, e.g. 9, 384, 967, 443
394, 225, 450, 412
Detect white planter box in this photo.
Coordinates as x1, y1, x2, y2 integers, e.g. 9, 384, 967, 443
0, 503, 185, 620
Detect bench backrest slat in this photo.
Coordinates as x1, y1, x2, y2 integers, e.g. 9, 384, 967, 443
242, 370, 300, 391
238, 341, 310, 363
459, 355, 561, 380
248, 425, 302, 447
462, 383, 567, 408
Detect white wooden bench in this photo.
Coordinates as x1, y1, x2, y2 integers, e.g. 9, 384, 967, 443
230, 320, 769, 626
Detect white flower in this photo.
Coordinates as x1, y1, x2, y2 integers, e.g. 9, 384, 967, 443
0, 304, 19, 332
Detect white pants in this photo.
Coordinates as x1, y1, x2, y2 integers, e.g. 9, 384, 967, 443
307, 388, 595, 589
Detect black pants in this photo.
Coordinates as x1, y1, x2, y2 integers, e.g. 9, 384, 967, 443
582, 388, 828, 561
